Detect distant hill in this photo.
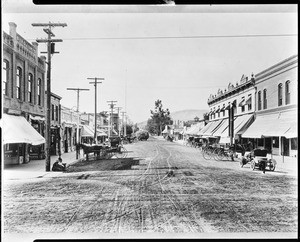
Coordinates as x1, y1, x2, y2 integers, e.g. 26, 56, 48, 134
170, 109, 208, 122
136, 109, 208, 129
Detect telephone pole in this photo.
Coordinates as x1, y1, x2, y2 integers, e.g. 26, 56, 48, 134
66, 88, 89, 158
107, 101, 117, 137
121, 111, 126, 136
88, 77, 104, 143
115, 107, 122, 136
32, 22, 67, 172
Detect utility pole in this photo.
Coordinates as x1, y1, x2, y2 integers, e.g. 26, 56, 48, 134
107, 101, 117, 137
115, 107, 122, 136
32, 22, 67, 172
66, 88, 89, 159
121, 111, 126, 137
88, 77, 104, 143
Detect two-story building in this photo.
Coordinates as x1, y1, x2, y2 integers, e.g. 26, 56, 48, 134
50, 92, 62, 156
60, 105, 82, 153
201, 74, 256, 144
2, 22, 46, 164
242, 55, 298, 160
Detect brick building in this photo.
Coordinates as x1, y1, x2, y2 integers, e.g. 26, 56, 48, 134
2, 22, 46, 164
242, 55, 298, 160
202, 74, 256, 144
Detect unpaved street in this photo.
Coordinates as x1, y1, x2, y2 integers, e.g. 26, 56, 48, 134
3, 137, 298, 237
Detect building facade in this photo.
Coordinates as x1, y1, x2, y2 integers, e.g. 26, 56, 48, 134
2, 22, 46, 164
50, 92, 62, 156
242, 55, 298, 159
204, 74, 256, 144
60, 106, 82, 153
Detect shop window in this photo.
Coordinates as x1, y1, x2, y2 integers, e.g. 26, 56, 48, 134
28, 73, 33, 103
56, 105, 59, 121
37, 78, 42, 106
285, 81, 291, 105
263, 89, 267, 109
16, 67, 22, 99
278, 83, 283, 106
3, 60, 9, 96
51, 104, 55, 121
291, 138, 297, 150
247, 95, 252, 111
258, 91, 262, 110
257, 138, 263, 147
272, 137, 279, 148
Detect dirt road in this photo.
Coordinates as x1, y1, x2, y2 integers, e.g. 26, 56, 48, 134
3, 137, 297, 237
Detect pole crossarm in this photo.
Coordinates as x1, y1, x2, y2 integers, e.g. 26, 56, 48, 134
36, 39, 63, 43
32, 23, 67, 27
88, 77, 105, 143
32, 21, 67, 172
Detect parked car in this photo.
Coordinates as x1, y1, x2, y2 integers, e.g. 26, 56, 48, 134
240, 148, 276, 173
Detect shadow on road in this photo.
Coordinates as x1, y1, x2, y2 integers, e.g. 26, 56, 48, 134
66, 157, 143, 172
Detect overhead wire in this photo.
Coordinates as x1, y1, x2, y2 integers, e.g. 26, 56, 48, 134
27, 33, 297, 41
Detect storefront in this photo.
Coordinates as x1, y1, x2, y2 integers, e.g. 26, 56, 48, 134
29, 115, 45, 159
3, 114, 45, 165
242, 110, 297, 158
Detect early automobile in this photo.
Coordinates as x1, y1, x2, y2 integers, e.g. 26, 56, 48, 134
240, 148, 276, 173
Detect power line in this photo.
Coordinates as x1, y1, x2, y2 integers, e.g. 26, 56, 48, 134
57, 33, 297, 41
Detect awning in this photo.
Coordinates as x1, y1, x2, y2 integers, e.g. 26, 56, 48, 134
238, 99, 245, 107
220, 106, 226, 111
284, 123, 297, 139
197, 121, 214, 136
186, 122, 204, 135
29, 114, 45, 121
81, 125, 94, 137
220, 114, 254, 138
2, 114, 45, 145
225, 103, 231, 110
98, 129, 108, 136
212, 118, 229, 137
201, 119, 224, 137
242, 111, 297, 138
245, 96, 252, 105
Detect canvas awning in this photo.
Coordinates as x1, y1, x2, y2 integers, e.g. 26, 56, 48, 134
219, 114, 254, 138
283, 123, 297, 139
29, 114, 45, 121
242, 111, 297, 138
186, 122, 204, 135
212, 118, 229, 137
197, 121, 214, 136
238, 98, 245, 107
201, 119, 223, 137
2, 114, 45, 145
245, 96, 252, 105
81, 125, 94, 137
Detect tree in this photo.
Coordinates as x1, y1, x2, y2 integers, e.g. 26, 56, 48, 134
147, 99, 173, 136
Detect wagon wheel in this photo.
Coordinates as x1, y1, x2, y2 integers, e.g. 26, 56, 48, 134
213, 148, 220, 161
216, 149, 225, 161
114, 147, 127, 159
202, 147, 211, 160
250, 160, 256, 170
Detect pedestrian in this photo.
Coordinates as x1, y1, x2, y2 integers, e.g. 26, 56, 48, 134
52, 157, 66, 172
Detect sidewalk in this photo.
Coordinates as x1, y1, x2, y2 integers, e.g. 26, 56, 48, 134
3, 150, 84, 180
172, 139, 297, 176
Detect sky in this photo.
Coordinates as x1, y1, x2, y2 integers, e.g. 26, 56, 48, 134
2, 3, 298, 123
